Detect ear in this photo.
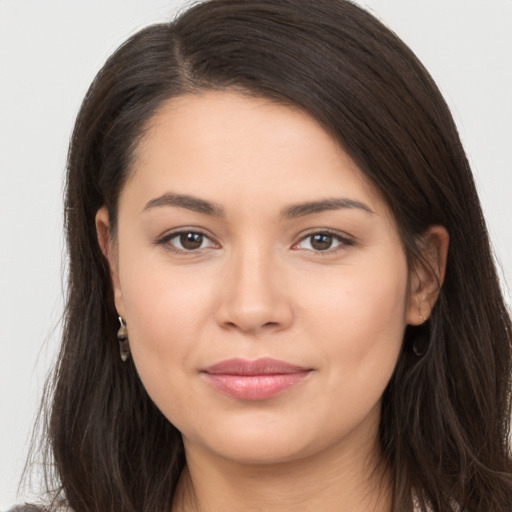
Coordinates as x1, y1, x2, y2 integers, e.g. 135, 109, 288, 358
95, 206, 126, 319
406, 225, 449, 326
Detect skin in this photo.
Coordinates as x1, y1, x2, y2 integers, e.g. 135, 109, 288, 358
96, 91, 448, 512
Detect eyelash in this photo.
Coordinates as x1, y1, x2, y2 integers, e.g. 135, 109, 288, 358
155, 229, 217, 254
155, 229, 355, 255
292, 230, 355, 254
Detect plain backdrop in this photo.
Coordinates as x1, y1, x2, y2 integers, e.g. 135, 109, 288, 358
1, 0, 511, 508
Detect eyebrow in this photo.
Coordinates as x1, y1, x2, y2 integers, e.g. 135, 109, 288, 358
143, 192, 373, 218
281, 197, 374, 218
144, 193, 225, 216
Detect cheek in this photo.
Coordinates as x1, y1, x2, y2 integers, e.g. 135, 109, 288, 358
117, 252, 216, 394
302, 255, 409, 392
304, 255, 408, 335
120, 277, 212, 430
119, 239, 215, 330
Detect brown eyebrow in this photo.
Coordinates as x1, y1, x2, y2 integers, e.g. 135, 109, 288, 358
143, 193, 225, 216
281, 197, 374, 218
143, 193, 373, 218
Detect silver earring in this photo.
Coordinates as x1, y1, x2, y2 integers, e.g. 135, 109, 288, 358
117, 316, 130, 362
412, 341, 425, 357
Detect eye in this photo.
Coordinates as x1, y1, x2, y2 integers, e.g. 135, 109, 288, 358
157, 230, 218, 253
293, 231, 353, 252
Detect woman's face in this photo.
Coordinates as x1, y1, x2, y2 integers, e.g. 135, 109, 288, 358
98, 91, 427, 466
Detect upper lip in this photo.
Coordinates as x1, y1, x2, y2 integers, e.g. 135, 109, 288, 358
202, 357, 311, 375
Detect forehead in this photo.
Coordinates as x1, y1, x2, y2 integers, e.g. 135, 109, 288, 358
125, 90, 388, 217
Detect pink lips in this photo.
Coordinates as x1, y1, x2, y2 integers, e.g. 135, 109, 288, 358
201, 357, 312, 401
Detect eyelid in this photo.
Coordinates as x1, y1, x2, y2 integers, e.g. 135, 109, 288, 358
292, 229, 355, 253
155, 227, 219, 254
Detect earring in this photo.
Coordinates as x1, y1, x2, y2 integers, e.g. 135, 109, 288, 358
117, 316, 130, 362
418, 302, 425, 323
412, 340, 425, 357
413, 303, 427, 356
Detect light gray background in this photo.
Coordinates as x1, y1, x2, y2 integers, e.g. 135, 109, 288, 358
1, 0, 511, 508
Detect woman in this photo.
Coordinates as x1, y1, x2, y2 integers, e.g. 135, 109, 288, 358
15, 0, 512, 511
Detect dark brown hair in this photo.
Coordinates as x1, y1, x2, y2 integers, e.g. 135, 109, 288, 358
32, 1, 512, 510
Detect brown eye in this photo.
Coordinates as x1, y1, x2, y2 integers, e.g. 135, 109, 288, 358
294, 231, 353, 253
180, 232, 204, 250
310, 233, 333, 251
158, 230, 217, 253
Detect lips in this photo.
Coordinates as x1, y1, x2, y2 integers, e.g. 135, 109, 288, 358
201, 357, 312, 401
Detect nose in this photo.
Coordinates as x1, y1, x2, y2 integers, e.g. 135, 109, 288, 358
215, 246, 294, 335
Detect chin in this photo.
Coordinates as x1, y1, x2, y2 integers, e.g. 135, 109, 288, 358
181, 415, 347, 467
198, 437, 316, 466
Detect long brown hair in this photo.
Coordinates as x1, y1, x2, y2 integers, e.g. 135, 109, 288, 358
33, 1, 512, 510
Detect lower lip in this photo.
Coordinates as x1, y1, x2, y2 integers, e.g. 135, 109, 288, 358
202, 372, 311, 401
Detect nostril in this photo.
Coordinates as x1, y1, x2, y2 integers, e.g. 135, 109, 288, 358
221, 319, 283, 334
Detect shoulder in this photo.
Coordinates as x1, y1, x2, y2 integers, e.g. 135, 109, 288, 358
7, 507, 47, 512
7, 506, 70, 512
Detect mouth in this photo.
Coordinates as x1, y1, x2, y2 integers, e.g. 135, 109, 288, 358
201, 357, 313, 401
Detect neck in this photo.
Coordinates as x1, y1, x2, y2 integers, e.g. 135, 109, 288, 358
172, 435, 392, 512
